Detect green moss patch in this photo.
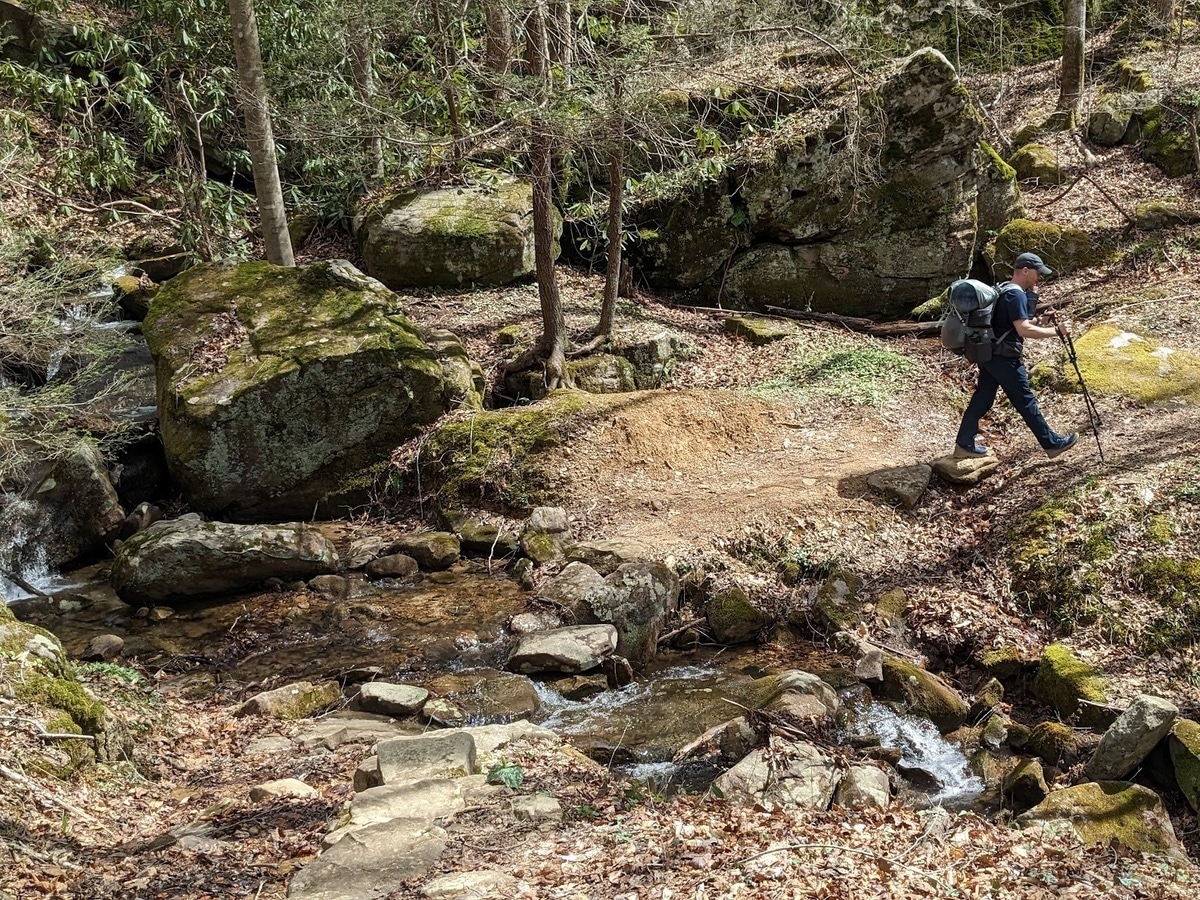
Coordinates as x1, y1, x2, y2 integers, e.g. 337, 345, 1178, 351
992, 218, 1098, 274
1062, 324, 1200, 406
15, 672, 106, 734
1032, 643, 1108, 719
420, 390, 593, 512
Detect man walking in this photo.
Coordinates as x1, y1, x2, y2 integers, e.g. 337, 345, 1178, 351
955, 252, 1078, 459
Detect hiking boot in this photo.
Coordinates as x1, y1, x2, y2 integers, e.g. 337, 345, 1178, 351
1046, 433, 1078, 459
953, 443, 991, 459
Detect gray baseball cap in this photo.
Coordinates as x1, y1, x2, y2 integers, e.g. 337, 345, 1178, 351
1015, 252, 1052, 275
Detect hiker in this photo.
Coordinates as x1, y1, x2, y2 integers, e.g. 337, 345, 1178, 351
954, 252, 1078, 459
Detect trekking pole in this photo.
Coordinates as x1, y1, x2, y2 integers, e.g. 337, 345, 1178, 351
1057, 326, 1105, 464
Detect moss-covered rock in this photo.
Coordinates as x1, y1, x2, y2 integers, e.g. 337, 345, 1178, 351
112, 273, 158, 320
1027, 720, 1081, 767
145, 259, 464, 520
2, 612, 131, 763
706, 587, 769, 644
420, 390, 596, 512
637, 49, 989, 317
1032, 643, 1108, 719
1110, 59, 1154, 92
723, 315, 797, 346
979, 645, 1032, 680
877, 657, 969, 733
1018, 782, 1180, 855
1169, 718, 1200, 813
1134, 199, 1200, 231
1060, 324, 1200, 406
1140, 104, 1198, 177
806, 570, 864, 634
1087, 97, 1133, 147
360, 175, 558, 287
236, 680, 342, 719
111, 514, 339, 604
975, 140, 1024, 236
1008, 143, 1067, 185
992, 218, 1097, 274
567, 353, 638, 394
1002, 757, 1048, 810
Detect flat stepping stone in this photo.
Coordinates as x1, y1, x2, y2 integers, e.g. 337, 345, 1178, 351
507, 625, 618, 674
932, 454, 1000, 485
867, 464, 931, 509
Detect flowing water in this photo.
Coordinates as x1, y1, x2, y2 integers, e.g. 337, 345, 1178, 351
839, 695, 984, 805
8, 557, 982, 803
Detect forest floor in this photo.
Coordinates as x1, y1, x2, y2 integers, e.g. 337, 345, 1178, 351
7, 23, 1200, 900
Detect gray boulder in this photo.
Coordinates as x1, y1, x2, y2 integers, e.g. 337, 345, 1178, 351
866, 464, 931, 510
834, 765, 890, 809
1085, 694, 1178, 781
288, 821, 448, 900
390, 532, 460, 570
537, 561, 614, 623
374, 731, 477, 785
360, 175, 558, 288
111, 515, 338, 604
714, 740, 840, 810
236, 681, 341, 719
358, 683, 429, 717
565, 538, 654, 576
144, 259, 474, 521
598, 562, 680, 668
507, 624, 619, 674
0, 440, 124, 574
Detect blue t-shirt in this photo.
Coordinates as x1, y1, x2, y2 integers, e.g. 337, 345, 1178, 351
992, 283, 1036, 356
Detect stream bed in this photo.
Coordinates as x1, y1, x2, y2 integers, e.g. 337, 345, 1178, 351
9, 561, 986, 805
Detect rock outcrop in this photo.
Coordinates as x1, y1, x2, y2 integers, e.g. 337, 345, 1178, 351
634, 49, 1016, 316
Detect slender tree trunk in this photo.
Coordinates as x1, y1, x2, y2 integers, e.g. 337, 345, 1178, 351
430, 0, 463, 161
227, 0, 294, 266
349, 15, 383, 183
1057, 0, 1086, 124
528, 1, 566, 386
483, 1, 513, 99
548, 0, 572, 72
598, 72, 624, 340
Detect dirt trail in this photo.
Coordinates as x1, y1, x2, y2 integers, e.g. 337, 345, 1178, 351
551, 390, 951, 553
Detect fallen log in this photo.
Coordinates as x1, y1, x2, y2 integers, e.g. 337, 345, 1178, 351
763, 306, 940, 337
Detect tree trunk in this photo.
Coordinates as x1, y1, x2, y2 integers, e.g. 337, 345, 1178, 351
1148, 0, 1175, 28
483, 1, 513, 99
531, 123, 566, 387
548, 0, 572, 72
1056, 0, 1086, 123
227, 0, 294, 267
430, 0, 463, 161
597, 140, 623, 340
527, 1, 566, 386
349, 16, 383, 183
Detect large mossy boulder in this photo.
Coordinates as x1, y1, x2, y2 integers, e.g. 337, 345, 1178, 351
144, 259, 475, 520
634, 48, 1002, 317
360, 175, 559, 288
877, 657, 969, 733
1140, 103, 1198, 178
1032, 643, 1108, 720
1051, 324, 1200, 406
991, 218, 1096, 275
1017, 782, 1180, 856
110, 514, 339, 604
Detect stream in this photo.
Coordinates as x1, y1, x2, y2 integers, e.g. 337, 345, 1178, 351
7, 559, 987, 806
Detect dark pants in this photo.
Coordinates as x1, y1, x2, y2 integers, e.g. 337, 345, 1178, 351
957, 355, 1058, 450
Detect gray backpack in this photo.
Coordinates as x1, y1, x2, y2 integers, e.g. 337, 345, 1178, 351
940, 279, 1013, 363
